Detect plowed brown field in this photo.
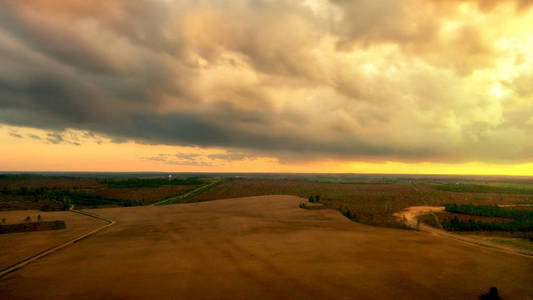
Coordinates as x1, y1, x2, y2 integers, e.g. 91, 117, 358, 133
1, 195, 532, 299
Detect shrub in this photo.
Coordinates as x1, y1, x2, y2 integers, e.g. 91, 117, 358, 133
340, 206, 357, 221
299, 202, 306, 209
308, 196, 314, 203
24, 216, 31, 222
315, 195, 320, 202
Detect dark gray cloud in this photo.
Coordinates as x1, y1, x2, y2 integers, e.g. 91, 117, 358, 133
146, 153, 214, 167
8, 131, 22, 139
0, 0, 532, 163
145, 150, 257, 166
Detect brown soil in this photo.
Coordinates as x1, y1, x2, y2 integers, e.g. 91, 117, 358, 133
0, 210, 107, 270
1, 196, 532, 299
187, 179, 533, 227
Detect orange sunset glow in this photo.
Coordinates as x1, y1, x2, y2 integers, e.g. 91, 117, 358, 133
2, 0, 533, 174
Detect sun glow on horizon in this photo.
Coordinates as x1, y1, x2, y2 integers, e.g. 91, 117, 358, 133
2, 125, 533, 176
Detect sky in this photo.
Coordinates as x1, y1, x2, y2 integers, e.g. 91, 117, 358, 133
1, 0, 533, 174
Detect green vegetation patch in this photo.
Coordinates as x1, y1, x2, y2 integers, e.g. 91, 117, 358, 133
66, 192, 132, 208
102, 178, 205, 189
437, 183, 533, 194
0, 187, 131, 210
444, 203, 533, 219
442, 203, 533, 232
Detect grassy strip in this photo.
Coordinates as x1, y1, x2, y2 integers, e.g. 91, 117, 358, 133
158, 179, 225, 205
442, 204, 533, 232
444, 203, 533, 219
66, 192, 133, 208
441, 217, 532, 232
151, 186, 199, 205
0, 187, 132, 210
437, 183, 533, 194
101, 178, 206, 189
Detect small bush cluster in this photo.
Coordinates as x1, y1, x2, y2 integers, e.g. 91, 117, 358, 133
308, 195, 320, 203
340, 206, 357, 221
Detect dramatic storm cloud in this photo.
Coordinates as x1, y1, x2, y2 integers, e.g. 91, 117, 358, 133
1, 0, 533, 164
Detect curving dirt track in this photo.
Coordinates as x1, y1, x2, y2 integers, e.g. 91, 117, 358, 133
395, 206, 533, 257
1, 196, 533, 299
0, 207, 115, 278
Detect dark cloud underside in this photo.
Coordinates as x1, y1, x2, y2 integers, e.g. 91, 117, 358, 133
1, 0, 533, 163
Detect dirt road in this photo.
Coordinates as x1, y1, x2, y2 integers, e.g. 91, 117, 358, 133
151, 180, 221, 206
395, 206, 533, 257
2, 196, 532, 299
0, 207, 115, 278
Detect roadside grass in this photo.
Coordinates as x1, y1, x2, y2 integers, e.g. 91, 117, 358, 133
464, 236, 533, 252
152, 186, 200, 205
157, 179, 225, 205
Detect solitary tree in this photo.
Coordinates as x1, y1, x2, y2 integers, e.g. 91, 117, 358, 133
308, 196, 314, 203
1, 217, 5, 224
315, 195, 320, 202
37, 214, 42, 222
25, 216, 31, 222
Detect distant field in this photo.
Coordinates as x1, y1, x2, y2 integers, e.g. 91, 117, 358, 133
0, 209, 106, 270
1, 176, 533, 299
187, 179, 533, 227
437, 182, 533, 194
2, 174, 533, 228
418, 204, 533, 239
2, 196, 533, 299
0, 176, 206, 210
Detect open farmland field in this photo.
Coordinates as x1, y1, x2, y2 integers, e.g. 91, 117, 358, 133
186, 179, 533, 227
0, 209, 106, 270
0, 175, 206, 210
1, 195, 532, 299
92, 185, 197, 205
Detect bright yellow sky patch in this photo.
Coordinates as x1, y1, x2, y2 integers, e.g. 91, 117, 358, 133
2, 125, 532, 175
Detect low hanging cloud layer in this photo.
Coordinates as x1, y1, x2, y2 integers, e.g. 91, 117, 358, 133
1, 0, 533, 163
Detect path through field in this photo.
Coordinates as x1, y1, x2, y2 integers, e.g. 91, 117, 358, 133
395, 206, 533, 257
0, 207, 115, 278
1, 196, 532, 299
151, 180, 221, 206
